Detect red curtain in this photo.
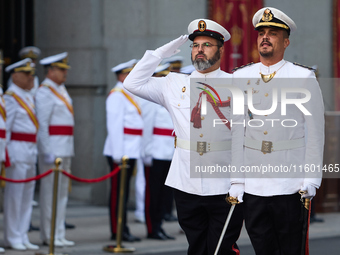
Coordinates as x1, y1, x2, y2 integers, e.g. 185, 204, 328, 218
333, 0, 340, 110
208, 0, 263, 73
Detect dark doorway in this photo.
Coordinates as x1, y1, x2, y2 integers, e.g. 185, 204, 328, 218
0, 0, 34, 89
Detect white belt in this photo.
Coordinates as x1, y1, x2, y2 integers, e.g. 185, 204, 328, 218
244, 137, 305, 153
175, 137, 231, 155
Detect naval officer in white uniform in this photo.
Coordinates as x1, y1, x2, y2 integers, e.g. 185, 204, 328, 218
36, 52, 75, 247
231, 7, 324, 255
103, 59, 143, 242
4, 58, 39, 251
124, 19, 244, 255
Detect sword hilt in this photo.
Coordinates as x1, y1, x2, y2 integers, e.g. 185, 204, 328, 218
226, 195, 240, 205
299, 190, 311, 210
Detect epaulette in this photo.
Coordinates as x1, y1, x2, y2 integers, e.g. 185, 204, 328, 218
232, 62, 254, 72
4, 91, 14, 96
293, 62, 316, 71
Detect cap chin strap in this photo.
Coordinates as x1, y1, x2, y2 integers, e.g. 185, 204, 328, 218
255, 22, 289, 30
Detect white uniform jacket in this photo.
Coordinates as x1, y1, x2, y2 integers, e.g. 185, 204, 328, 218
232, 60, 324, 196
0, 88, 6, 162
35, 78, 74, 157
139, 97, 157, 162
124, 50, 235, 196
151, 104, 175, 161
103, 82, 143, 161
4, 83, 38, 164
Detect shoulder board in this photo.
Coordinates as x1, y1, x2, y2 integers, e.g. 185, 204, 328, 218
293, 62, 316, 71
232, 62, 254, 72
4, 91, 14, 96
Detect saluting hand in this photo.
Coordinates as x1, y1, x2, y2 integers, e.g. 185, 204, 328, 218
154, 35, 188, 59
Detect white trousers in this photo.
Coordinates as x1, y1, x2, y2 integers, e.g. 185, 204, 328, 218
4, 162, 36, 246
38, 156, 71, 242
134, 158, 145, 219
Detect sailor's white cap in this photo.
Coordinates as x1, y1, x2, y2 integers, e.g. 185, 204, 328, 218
162, 56, 184, 70
111, 59, 138, 74
252, 7, 297, 35
180, 65, 195, 74
154, 63, 171, 76
40, 52, 70, 69
5, 58, 35, 73
188, 19, 231, 43
19, 46, 41, 59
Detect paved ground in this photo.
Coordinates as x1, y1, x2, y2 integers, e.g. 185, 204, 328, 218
0, 200, 339, 255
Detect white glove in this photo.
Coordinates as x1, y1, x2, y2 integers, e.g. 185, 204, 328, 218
154, 35, 188, 59
43, 153, 55, 164
228, 183, 245, 203
300, 183, 317, 199
142, 156, 153, 167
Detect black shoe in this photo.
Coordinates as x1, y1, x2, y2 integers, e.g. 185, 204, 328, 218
28, 223, 40, 232
65, 222, 76, 229
160, 229, 175, 240
163, 214, 178, 222
147, 231, 168, 240
111, 232, 141, 242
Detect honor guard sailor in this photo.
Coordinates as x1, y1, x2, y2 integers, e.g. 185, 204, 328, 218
103, 59, 142, 242
231, 7, 325, 255
143, 64, 176, 240
124, 19, 244, 254
18, 46, 41, 96
3, 58, 40, 251
35, 52, 75, 247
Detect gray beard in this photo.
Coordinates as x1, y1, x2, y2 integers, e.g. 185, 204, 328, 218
192, 50, 220, 71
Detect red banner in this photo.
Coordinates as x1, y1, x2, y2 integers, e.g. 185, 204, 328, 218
333, 0, 340, 110
209, 0, 263, 73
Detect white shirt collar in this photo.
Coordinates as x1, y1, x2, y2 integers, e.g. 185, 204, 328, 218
43, 77, 63, 89
259, 59, 286, 74
191, 68, 221, 78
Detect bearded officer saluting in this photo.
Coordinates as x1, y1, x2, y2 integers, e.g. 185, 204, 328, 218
124, 19, 244, 255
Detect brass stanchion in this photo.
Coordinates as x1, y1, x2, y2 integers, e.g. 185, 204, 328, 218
36, 158, 67, 255
103, 156, 135, 253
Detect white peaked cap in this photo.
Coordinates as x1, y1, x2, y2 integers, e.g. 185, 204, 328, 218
19, 46, 41, 59
252, 7, 297, 34
40, 52, 70, 69
188, 18, 231, 42
5, 58, 35, 73
111, 59, 138, 73
180, 65, 196, 74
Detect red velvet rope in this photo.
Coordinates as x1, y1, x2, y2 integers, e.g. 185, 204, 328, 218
61, 166, 121, 183
0, 169, 53, 183
0, 165, 121, 184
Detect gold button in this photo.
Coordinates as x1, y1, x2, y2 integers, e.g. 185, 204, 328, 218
263, 152, 266, 155
178, 103, 180, 106
264, 131, 268, 135
201, 116, 205, 120
199, 152, 203, 156
200, 134, 203, 137
265, 93, 268, 97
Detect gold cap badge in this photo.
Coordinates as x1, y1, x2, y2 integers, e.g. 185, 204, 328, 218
262, 9, 273, 22
198, 20, 206, 32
